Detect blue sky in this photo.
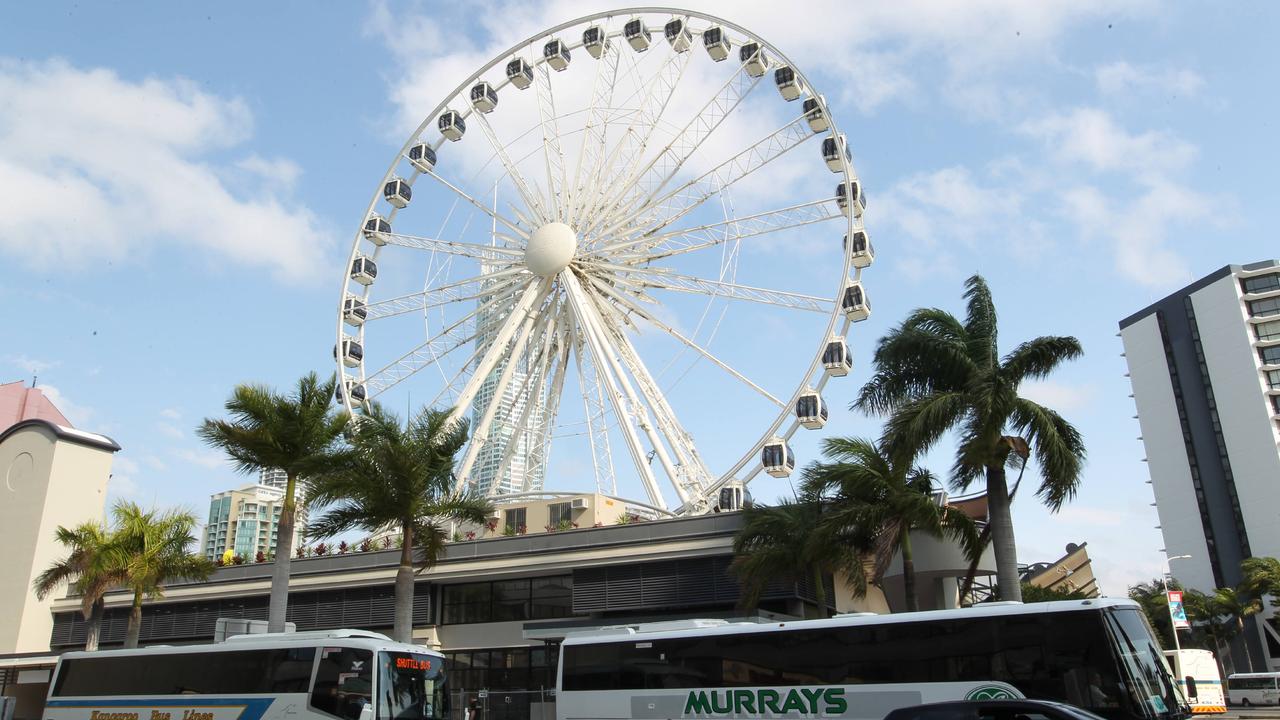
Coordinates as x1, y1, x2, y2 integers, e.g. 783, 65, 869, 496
3, 1, 1276, 594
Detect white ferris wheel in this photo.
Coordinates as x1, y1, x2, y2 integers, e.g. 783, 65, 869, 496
335, 7, 873, 516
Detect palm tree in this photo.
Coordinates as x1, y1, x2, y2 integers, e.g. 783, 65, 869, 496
1241, 556, 1280, 605
108, 501, 214, 648
1210, 586, 1263, 671
32, 521, 120, 651
198, 372, 346, 632
856, 275, 1085, 601
730, 499, 865, 618
306, 405, 492, 642
800, 437, 980, 612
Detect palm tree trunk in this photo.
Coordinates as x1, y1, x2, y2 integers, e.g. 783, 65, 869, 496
901, 526, 918, 612
986, 464, 1022, 602
394, 523, 415, 642
958, 524, 993, 603
84, 597, 104, 651
124, 589, 143, 648
269, 471, 299, 633
812, 566, 829, 619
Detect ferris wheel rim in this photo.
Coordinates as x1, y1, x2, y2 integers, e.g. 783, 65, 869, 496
336, 6, 867, 513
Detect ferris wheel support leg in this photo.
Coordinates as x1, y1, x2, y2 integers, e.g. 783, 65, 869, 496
592, 302, 712, 506
569, 275, 690, 508
455, 281, 553, 491
561, 270, 669, 510
572, 332, 617, 496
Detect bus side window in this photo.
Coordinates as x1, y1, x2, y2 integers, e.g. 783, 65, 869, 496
311, 647, 374, 720
1185, 676, 1197, 699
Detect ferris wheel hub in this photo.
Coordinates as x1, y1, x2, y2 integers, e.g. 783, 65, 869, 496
525, 221, 577, 277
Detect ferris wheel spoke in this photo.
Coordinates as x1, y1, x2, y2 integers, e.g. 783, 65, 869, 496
598, 116, 816, 242
612, 65, 764, 221
584, 274, 786, 409
532, 64, 568, 222
593, 263, 833, 313
363, 268, 529, 321
578, 45, 693, 234
568, 32, 620, 228
382, 231, 526, 263
363, 320, 481, 396
572, 327, 617, 495
472, 112, 551, 224
592, 198, 842, 261
562, 271, 669, 509
421, 169, 530, 239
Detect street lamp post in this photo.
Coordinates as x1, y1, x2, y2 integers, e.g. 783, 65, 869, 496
1164, 554, 1193, 653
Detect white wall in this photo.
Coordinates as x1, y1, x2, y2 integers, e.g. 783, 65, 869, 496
0, 425, 112, 653
1191, 275, 1280, 564
1122, 315, 1216, 591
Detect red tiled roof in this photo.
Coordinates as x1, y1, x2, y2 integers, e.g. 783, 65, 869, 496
0, 381, 72, 433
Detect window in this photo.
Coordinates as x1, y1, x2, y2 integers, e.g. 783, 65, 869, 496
549, 502, 572, 526
311, 646, 374, 720
441, 576, 573, 624
1267, 370, 1280, 390
1243, 274, 1280, 295
531, 576, 573, 619
52, 647, 316, 696
503, 507, 527, 532
1256, 320, 1280, 342
1250, 297, 1280, 318
1272, 396, 1280, 414
1262, 346, 1280, 366
377, 651, 447, 720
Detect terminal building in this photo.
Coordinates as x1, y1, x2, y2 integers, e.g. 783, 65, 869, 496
31, 490, 993, 720
1121, 259, 1280, 672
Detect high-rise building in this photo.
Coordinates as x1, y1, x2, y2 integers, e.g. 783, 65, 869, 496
469, 272, 546, 496
1120, 259, 1280, 670
202, 483, 308, 561
258, 467, 288, 490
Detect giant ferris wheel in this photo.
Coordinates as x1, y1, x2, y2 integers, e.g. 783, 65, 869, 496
334, 7, 873, 516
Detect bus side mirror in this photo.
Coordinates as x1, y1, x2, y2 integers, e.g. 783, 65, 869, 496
1185, 677, 1197, 699
359, 704, 374, 720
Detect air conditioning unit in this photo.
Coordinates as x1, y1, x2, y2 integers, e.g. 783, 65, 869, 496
570, 498, 588, 510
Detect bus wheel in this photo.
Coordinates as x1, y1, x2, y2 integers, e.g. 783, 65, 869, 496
1241, 698, 1251, 707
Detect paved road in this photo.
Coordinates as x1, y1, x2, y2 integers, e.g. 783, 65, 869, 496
1211, 710, 1280, 720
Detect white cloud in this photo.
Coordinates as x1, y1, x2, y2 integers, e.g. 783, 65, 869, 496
141, 454, 168, 471
364, 0, 1155, 134
157, 422, 184, 440
37, 384, 93, 426
160, 407, 182, 420
175, 447, 231, 470
4, 354, 55, 375
1020, 107, 1197, 178
1096, 61, 1204, 98
1020, 380, 1097, 414
0, 59, 333, 283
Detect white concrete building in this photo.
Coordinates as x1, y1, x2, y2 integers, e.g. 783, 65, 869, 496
1120, 259, 1280, 670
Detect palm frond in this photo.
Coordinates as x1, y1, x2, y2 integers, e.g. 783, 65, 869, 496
1009, 398, 1086, 511
1000, 336, 1084, 384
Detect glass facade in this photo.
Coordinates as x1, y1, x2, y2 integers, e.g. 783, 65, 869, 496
1248, 297, 1280, 318
441, 577, 572, 625
1242, 273, 1280, 295
1255, 319, 1280, 341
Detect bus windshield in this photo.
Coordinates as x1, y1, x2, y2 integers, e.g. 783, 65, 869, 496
377, 651, 448, 720
1105, 608, 1186, 718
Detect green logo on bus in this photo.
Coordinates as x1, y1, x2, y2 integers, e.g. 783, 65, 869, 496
684, 688, 848, 716
966, 686, 1017, 701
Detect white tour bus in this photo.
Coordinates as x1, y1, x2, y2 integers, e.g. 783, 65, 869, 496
45, 629, 447, 720
1162, 649, 1225, 714
1226, 672, 1280, 706
557, 599, 1187, 720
